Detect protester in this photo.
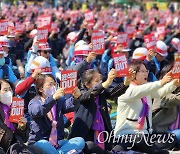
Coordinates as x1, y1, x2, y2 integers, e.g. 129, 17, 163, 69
28, 74, 85, 153
0, 79, 28, 152
152, 63, 180, 145
113, 60, 180, 153
0, 45, 18, 86
0, 1, 179, 153
69, 68, 135, 153
145, 40, 170, 79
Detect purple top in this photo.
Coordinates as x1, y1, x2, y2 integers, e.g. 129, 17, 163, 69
91, 96, 105, 131
51, 104, 56, 121
138, 97, 149, 129
169, 105, 180, 130
1, 103, 15, 131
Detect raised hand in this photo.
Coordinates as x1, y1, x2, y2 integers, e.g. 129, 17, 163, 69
161, 71, 172, 86
53, 88, 64, 100
73, 87, 81, 99
86, 51, 96, 63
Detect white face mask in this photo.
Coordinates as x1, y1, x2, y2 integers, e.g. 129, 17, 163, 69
44, 86, 56, 97
0, 91, 13, 106
4, 53, 8, 57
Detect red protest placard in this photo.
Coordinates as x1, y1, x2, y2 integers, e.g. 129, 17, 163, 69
91, 30, 105, 55
51, 22, 58, 32
112, 54, 129, 77
8, 21, 15, 30
107, 21, 120, 32
126, 25, 136, 38
15, 22, 25, 34
37, 15, 52, 30
0, 20, 8, 35
9, 97, 24, 123
138, 23, 146, 32
117, 32, 128, 48
85, 10, 94, 22
156, 25, 165, 39
171, 58, 180, 79
84, 10, 94, 29
107, 20, 115, 31
60, 70, 77, 94
144, 34, 156, 50
37, 27, 49, 43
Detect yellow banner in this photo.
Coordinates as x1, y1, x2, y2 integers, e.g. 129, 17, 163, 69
81, 4, 87, 12
146, 2, 168, 11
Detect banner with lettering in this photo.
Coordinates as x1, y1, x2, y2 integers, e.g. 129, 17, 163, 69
9, 97, 24, 123
117, 32, 128, 48
15, 22, 25, 33
144, 34, 156, 50
0, 20, 8, 35
37, 15, 51, 30
112, 54, 129, 77
84, 10, 94, 29
156, 25, 165, 39
91, 30, 105, 55
37, 27, 49, 43
60, 70, 77, 94
51, 22, 59, 32
126, 25, 136, 38
171, 58, 180, 79
138, 23, 146, 32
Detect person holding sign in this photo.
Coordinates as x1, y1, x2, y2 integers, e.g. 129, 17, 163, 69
166, 37, 180, 62
132, 47, 158, 82
0, 46, 18, 86
25, 40, 61, 80
28, 74, 85, 154
0, 79, 28, 152
152, 63, 180, 147
101, 36, 131, 83
113, 60, 180, 153
69, 68, 136, 153
144, 40, 169, 79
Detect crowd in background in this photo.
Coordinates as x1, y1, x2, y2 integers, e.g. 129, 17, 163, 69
0, 1, 180, 154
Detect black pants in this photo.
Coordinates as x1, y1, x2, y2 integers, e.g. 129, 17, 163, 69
111, 132, 177, 154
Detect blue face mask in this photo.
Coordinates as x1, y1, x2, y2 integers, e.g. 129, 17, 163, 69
0, 57, 5, 66
74, 56, 84, 64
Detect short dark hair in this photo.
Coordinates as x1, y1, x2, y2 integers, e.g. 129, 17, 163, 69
0, 79, 13, 91
129, 60, 148, 74
81, 69, 100, 88
35, 74, 55, 96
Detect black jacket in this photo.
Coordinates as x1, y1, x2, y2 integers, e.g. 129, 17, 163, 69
0, 104, 29, 151
69, 82, 128, 150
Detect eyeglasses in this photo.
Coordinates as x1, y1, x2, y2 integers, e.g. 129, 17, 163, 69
138, 70, 149, 73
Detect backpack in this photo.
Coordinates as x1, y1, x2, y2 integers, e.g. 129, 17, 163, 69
6, 143, 42, 154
